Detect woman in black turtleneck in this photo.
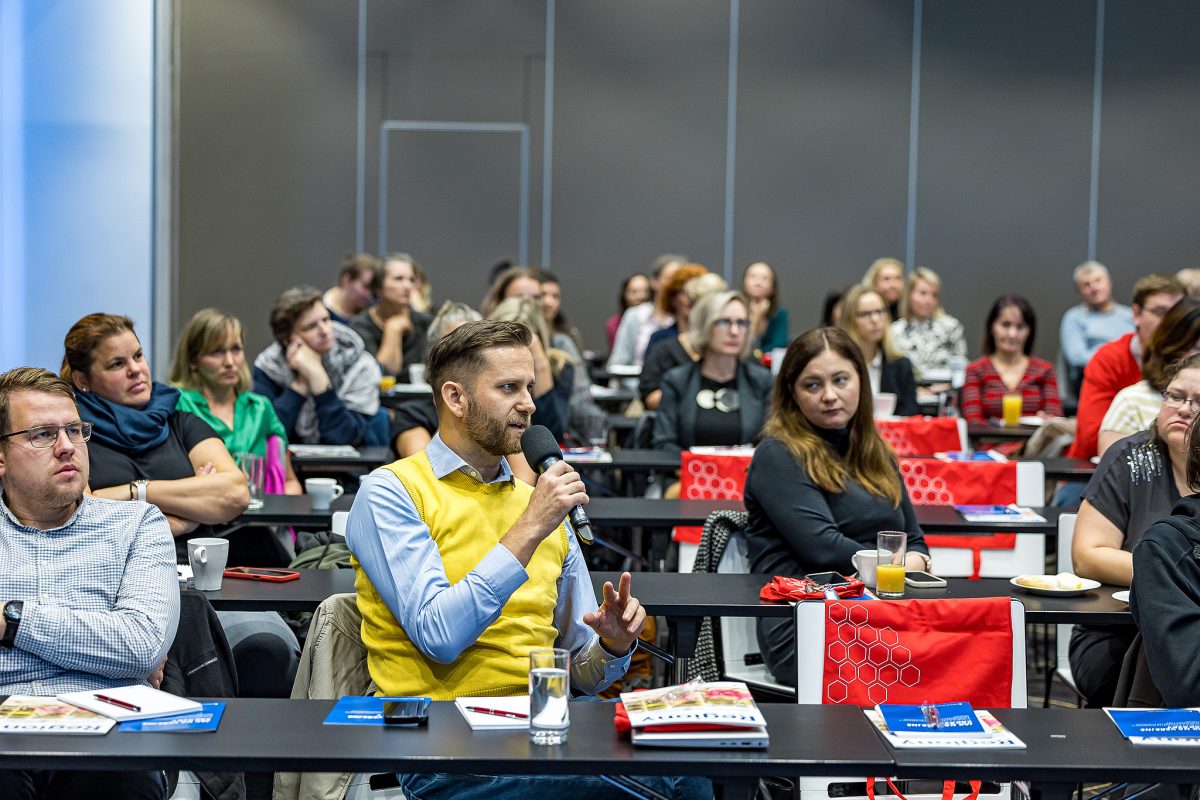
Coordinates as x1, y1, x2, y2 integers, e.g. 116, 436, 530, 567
743, 327, 929, 687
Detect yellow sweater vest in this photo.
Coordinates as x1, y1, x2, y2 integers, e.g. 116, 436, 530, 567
352, 451, 569, 699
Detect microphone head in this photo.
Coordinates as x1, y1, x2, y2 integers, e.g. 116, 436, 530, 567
519, 424, 561, 471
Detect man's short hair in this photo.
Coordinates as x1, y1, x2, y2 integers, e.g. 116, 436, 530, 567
269, 285, 324, 343
338, 251, 379, 283
426, 320, 533, 413
1073, 260, 1109, 284
1133, 274, 1187, 307
0, 367, 77, 441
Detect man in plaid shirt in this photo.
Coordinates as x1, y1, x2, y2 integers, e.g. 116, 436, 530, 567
0, 367, 178, 799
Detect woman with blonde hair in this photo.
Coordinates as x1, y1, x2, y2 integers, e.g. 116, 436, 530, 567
862, 257, 905, 319
889, 266, 967, 378
838, 284, 918, 415
169, 307, 301, 496
744, 326, 930, 686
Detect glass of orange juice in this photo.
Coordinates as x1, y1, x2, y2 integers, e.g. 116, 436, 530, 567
379, 375, 397, 392
876, 531, 907, 599
1001, 393, 1022, 427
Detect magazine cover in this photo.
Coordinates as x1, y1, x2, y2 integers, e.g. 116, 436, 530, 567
0, 695, 115, 735
619, 681, 766, 730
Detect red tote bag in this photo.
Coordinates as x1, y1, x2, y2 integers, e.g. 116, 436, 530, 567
820, 597, 1014, 708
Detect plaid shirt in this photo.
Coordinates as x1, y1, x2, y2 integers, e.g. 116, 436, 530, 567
0, 495, 179, 695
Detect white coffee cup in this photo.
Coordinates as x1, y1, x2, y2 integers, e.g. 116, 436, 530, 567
187, 537, 229, 591
409, 363, 427, 385
305, 477, 345, 511
874, 392, 898, 418
852, 549, 878, 586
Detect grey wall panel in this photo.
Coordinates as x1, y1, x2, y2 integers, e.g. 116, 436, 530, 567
915, 0, 1096, 359
1096, 1, 1200, 277
177, 0, 358, 356
734, 0, 914, 333
549, 0, 729, 350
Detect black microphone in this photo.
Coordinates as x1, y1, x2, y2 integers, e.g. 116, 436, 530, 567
520, 424, 594, 545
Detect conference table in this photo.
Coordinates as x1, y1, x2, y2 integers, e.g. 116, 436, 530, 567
290, 446, 391, 477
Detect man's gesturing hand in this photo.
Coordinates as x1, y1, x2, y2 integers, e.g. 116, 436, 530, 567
503, 460, 588, 566
583, 571, 645, 656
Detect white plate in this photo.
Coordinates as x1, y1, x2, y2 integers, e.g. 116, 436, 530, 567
1009, 575, 1101, 597
1112, 590, 1130, 603
1018, 416, 1045, 427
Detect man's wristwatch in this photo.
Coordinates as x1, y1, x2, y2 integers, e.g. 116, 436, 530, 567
1, 601, 24, 648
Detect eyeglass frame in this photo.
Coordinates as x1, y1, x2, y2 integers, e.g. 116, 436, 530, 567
855, 308, 889, 320
712, 317, 751, 331
1161, 390, 1200, 413
0, 422, 93, 448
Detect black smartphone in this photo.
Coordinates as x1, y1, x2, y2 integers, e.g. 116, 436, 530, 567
382, 697, 431, 726
805, 571, 852, 587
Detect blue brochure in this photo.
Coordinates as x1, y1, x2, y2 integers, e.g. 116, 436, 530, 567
1106, 708, 1200, 743
118, 702, 225, 733
324, 696, 428, 726
876, 702, 986, 735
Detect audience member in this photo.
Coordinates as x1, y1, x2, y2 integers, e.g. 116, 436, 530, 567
539, 270, 586, 356
639, 273, 727, 410
0, 367, 178, 799
606, 274, 651, 353
862, 257, 905, 319
169, 308, 301, 496
821, 287, 847, 328
650, 291, 772, 455
1131, 414, 1200, 708
838, 285, 918, 416
1097, 297, 1200, 455
607, 254, 687, 369
254, 286, 383, 446
390, 301, 481, 459
410, 260, 433, 314
323, 252, 378, 325
480, 265, 543, 318
1060, 261, 1134, 397
961, 295, 1062, 424
345, 320, 709, 799
744, 327, 930, 687
1175, 267, 1200, 298
741, 261, 789, 354
350, 253, 433, 380
1071, 354, 1200, 707
488, 297, 573, 444
1067, 274, 1184, 460
889, 266, 968, 377
643, 264, 712, 367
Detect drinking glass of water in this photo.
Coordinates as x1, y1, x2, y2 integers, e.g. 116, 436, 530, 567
235, 452, 264, 510
529, 646, 570, 745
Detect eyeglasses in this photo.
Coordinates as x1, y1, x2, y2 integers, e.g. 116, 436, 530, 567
713, 318, 750, 331
0, 422, 92, 448
856, 309, 889, 320
1161, 390, 1200, 413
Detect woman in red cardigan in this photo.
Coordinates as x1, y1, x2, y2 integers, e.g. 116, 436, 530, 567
961, 295, 1063, 424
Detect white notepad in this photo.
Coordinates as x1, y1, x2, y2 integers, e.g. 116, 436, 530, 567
58, 685, 203, 722
454, 696, 530, 730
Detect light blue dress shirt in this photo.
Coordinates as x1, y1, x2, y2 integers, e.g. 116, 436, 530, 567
346, 434, 632, 695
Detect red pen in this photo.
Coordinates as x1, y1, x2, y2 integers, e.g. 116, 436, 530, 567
93, 694, 141, 713
465, 705, 528, 719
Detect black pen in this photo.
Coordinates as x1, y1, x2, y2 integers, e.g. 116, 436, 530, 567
93, 694, 141, 713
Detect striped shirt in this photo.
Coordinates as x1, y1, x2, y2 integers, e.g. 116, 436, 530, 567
960, 356, 1063, 424
1100, 380, 1162, 440
0, 495, 179, 695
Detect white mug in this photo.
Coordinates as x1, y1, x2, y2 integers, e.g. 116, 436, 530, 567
873, 392, 898, 419
409, 363, 428, 385
305, 478, 345, 511
851, 549, 878, 586
187, 537, 229, 591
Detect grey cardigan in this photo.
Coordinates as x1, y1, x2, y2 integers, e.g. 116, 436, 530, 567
651, 360, 774, 454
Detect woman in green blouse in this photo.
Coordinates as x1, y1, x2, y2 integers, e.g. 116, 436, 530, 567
169, 308, 302, 495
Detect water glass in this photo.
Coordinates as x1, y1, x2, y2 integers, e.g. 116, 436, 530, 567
529, 647, 570, 745
583, 412, 609, 449
876, 531, 907, 599
235, 452, 264, 510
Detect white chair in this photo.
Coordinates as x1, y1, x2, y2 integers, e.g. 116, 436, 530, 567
794, 599, 1026, 800
1052, 512, 1082, 703
926, 460, 1047, 578
332, 510, 349, 537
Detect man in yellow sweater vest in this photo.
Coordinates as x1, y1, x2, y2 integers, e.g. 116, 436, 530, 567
346, 320, 708, 800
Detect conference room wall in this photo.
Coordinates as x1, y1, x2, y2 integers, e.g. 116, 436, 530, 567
175, 1, 1200, 362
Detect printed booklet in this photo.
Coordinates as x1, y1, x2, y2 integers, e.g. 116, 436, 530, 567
956, 504, 1046, 524
1105, 708, 1200, 746
864, 708, 1026, 750
619, 681, 768, 748
875, 702, 987, 736
118, 702, 225, 733
0, 695, 115, 735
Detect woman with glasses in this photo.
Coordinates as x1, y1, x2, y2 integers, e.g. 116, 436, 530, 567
1096, 298, 1200, 456
960, 295, 1061, 424
1069, 353, 1200, 707
837, 285, 919, 416
651, 290, 772, 455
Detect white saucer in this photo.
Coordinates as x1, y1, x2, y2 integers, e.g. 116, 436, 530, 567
1009, 575, 1101, 597
1112, 590, 1130, 603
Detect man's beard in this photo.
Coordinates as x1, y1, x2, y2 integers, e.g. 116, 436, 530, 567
463, 399, 530, 457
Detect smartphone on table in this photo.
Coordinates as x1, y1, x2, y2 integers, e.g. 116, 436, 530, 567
904, 571, 948, 588
222, 567, 301, 582
383, 697, 431, 726
804, 571, 853, 587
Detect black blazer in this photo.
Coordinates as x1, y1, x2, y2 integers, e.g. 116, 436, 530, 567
881, 355, 920, 416
651, 359, 774, 454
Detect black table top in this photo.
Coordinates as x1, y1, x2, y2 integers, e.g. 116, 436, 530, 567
967, 423, 1040, 441
290, 446, 392, 473
1032, 456, 1097, 481
234, 493, 355, 525
200, 568, 1131, 626
0, 700, 893, 779
566, 448, 681, 472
